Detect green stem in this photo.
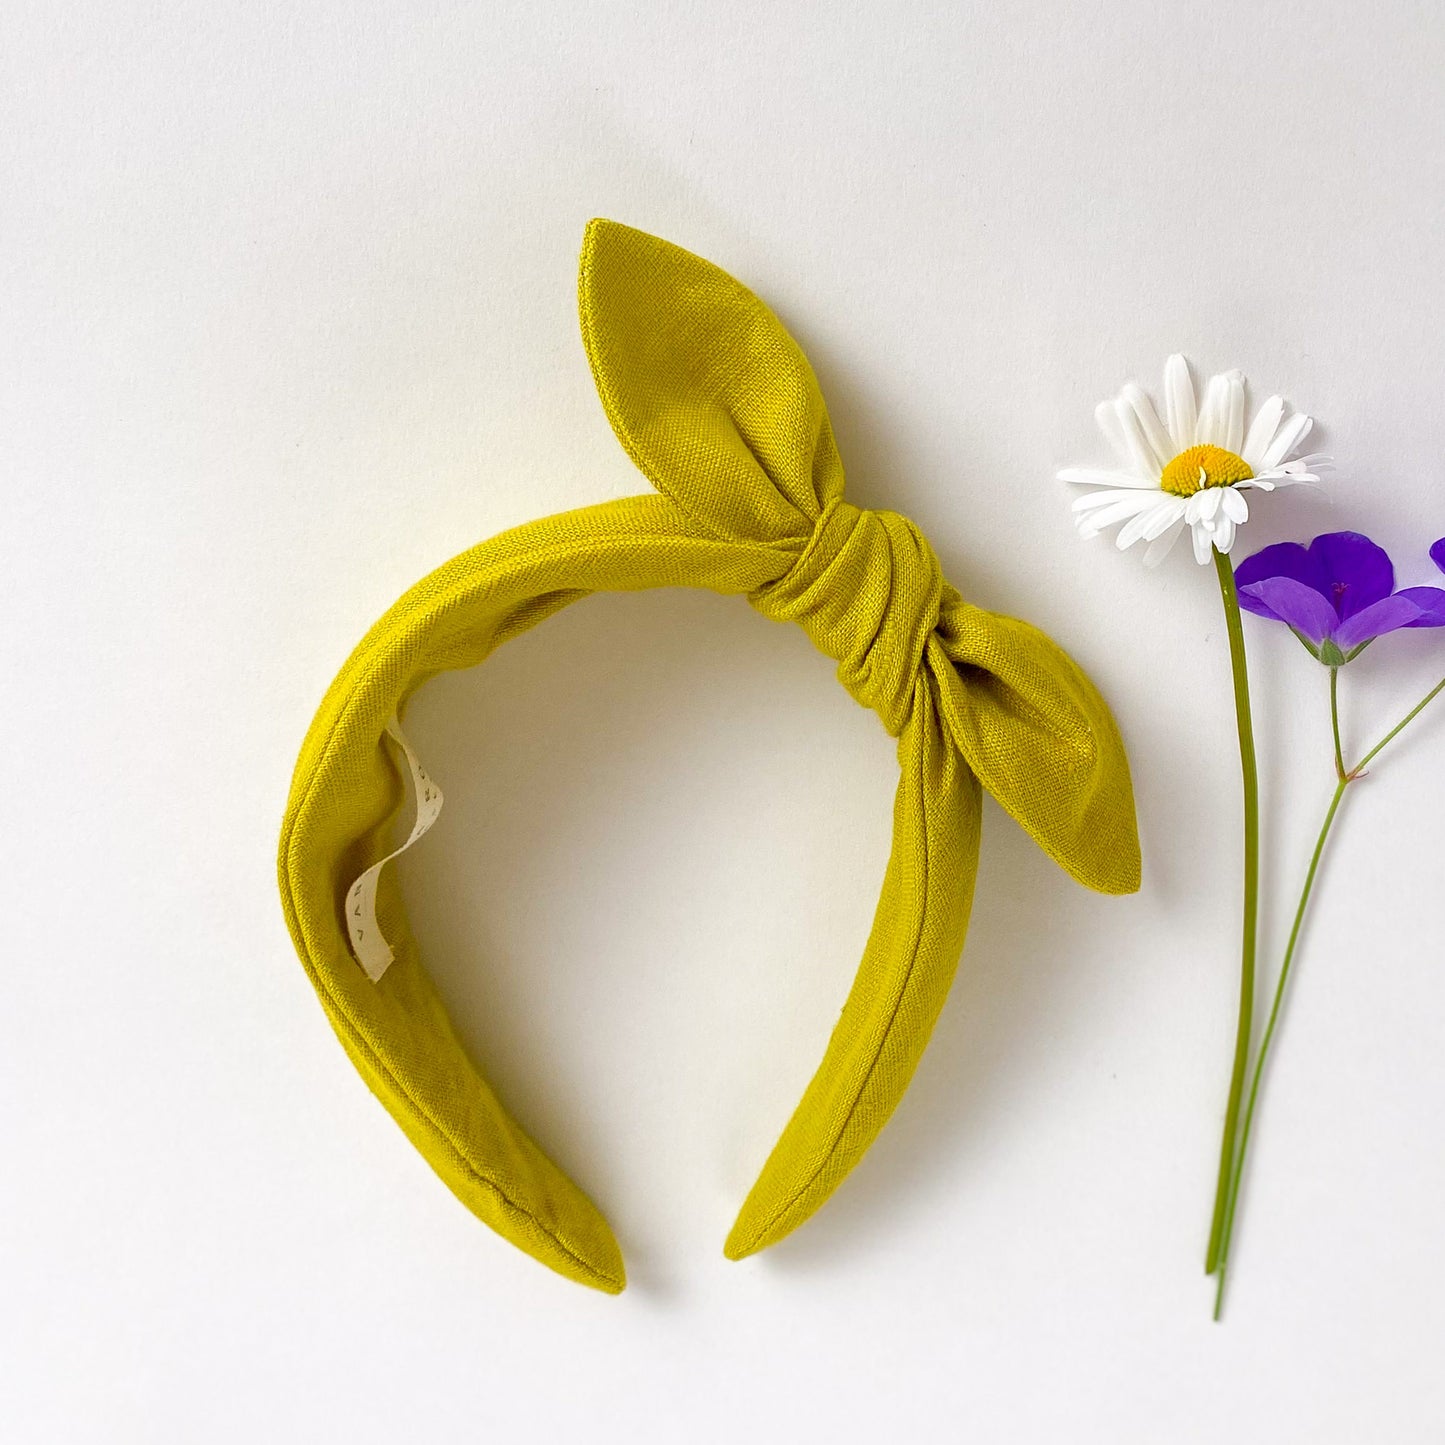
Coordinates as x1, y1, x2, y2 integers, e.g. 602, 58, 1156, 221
1212, 776, 1347, 1319
1356, 674, 1445, 773
1204, 550, 1261, 1276
1210, 669, 1445, 1319
1330, 668, 1346, 781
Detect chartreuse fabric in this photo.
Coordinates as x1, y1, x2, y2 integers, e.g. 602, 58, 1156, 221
278, 219, 1141, 1294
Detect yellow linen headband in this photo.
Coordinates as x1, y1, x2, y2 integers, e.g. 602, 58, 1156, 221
277, 219, 1141, 1293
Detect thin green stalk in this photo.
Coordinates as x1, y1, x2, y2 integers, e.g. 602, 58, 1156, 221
1212, 776, 1347, 1319
1211, 668, 1445, 1319
1357, 674, 1445, 772
1205, 549, 1261, 1275
1330, 667, 1346, 781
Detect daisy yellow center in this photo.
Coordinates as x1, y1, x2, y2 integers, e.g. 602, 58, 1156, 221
1159, 444, 1253, 498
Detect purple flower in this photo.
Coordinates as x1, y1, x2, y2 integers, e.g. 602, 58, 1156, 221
1234, 531, 1445, 663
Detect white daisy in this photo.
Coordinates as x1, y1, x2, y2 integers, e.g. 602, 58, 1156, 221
1060, 356, 1328, 567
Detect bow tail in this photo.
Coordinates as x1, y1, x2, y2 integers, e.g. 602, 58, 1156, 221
725, 664, 982, 1259
928, 602, 1141, 897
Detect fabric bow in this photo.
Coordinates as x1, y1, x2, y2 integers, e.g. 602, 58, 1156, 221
278, 220, 1140, 1294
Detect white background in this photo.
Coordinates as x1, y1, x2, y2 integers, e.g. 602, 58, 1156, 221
5, 2, 1445, 1440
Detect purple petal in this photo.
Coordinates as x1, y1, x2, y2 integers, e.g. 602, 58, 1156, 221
1432, 538, 1445, 576
1334, 593, 1433, 649
1234, 541, 1329, 619
1398, 585, 1445, 629
1308, 531, 1395, 620
1239, 577, 1339, 643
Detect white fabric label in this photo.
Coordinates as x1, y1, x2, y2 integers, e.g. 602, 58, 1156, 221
344, 715, 444, 981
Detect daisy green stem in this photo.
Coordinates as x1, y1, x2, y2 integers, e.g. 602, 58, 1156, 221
1212, 772, 1346, 1319
1210, 669, 1445, 1320
1204, 549, 1261, 1277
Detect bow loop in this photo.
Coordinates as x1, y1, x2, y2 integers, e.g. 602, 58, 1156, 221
752, 498, 944, 737
579, 218, 843, 545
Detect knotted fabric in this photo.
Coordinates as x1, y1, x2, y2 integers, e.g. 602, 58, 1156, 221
752, 499, 943, 737
277, 220, 1141, 1294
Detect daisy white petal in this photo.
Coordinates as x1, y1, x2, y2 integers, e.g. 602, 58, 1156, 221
1191, 523, 1214, 565
1140, 496, 1187, 540
1057, 466, 1160, 490
1213, 515, 1237, 554
1241, 395, 1284, 470
1220, 488, 1249, 524
1113, 397, 1166, 481
1077, 493, 1157, 537
1260, 454, 1330, 486
1184, 488, 1224, 527
1072, 487, 1155, 514
1164, 354, 1198, 452
1115, 497, 1173, 546
1196, 373, 1231, 447
1254, 467, 1321, 491
1223, 371, 1246, 456
1144, 519, 1186, 567
1122, 383, 1174, 474
1095, 400, 1136, 471
1262, 412, 1312, 468
1113, 514, 1151, 550
1116, 497, 1185, 550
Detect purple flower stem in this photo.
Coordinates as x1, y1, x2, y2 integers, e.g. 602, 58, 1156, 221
1355, 672, 1445, 772
1204, 551, 1262, 1278
1211, 668, 1445, 1319
1331, 667, 1347, 782
1212, 774, 1345, 1320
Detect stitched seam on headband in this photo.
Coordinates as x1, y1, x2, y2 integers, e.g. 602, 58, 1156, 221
736, 670, 935, 1250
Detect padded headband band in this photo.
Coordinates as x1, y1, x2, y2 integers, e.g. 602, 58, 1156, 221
277, 220, 1141, 1293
